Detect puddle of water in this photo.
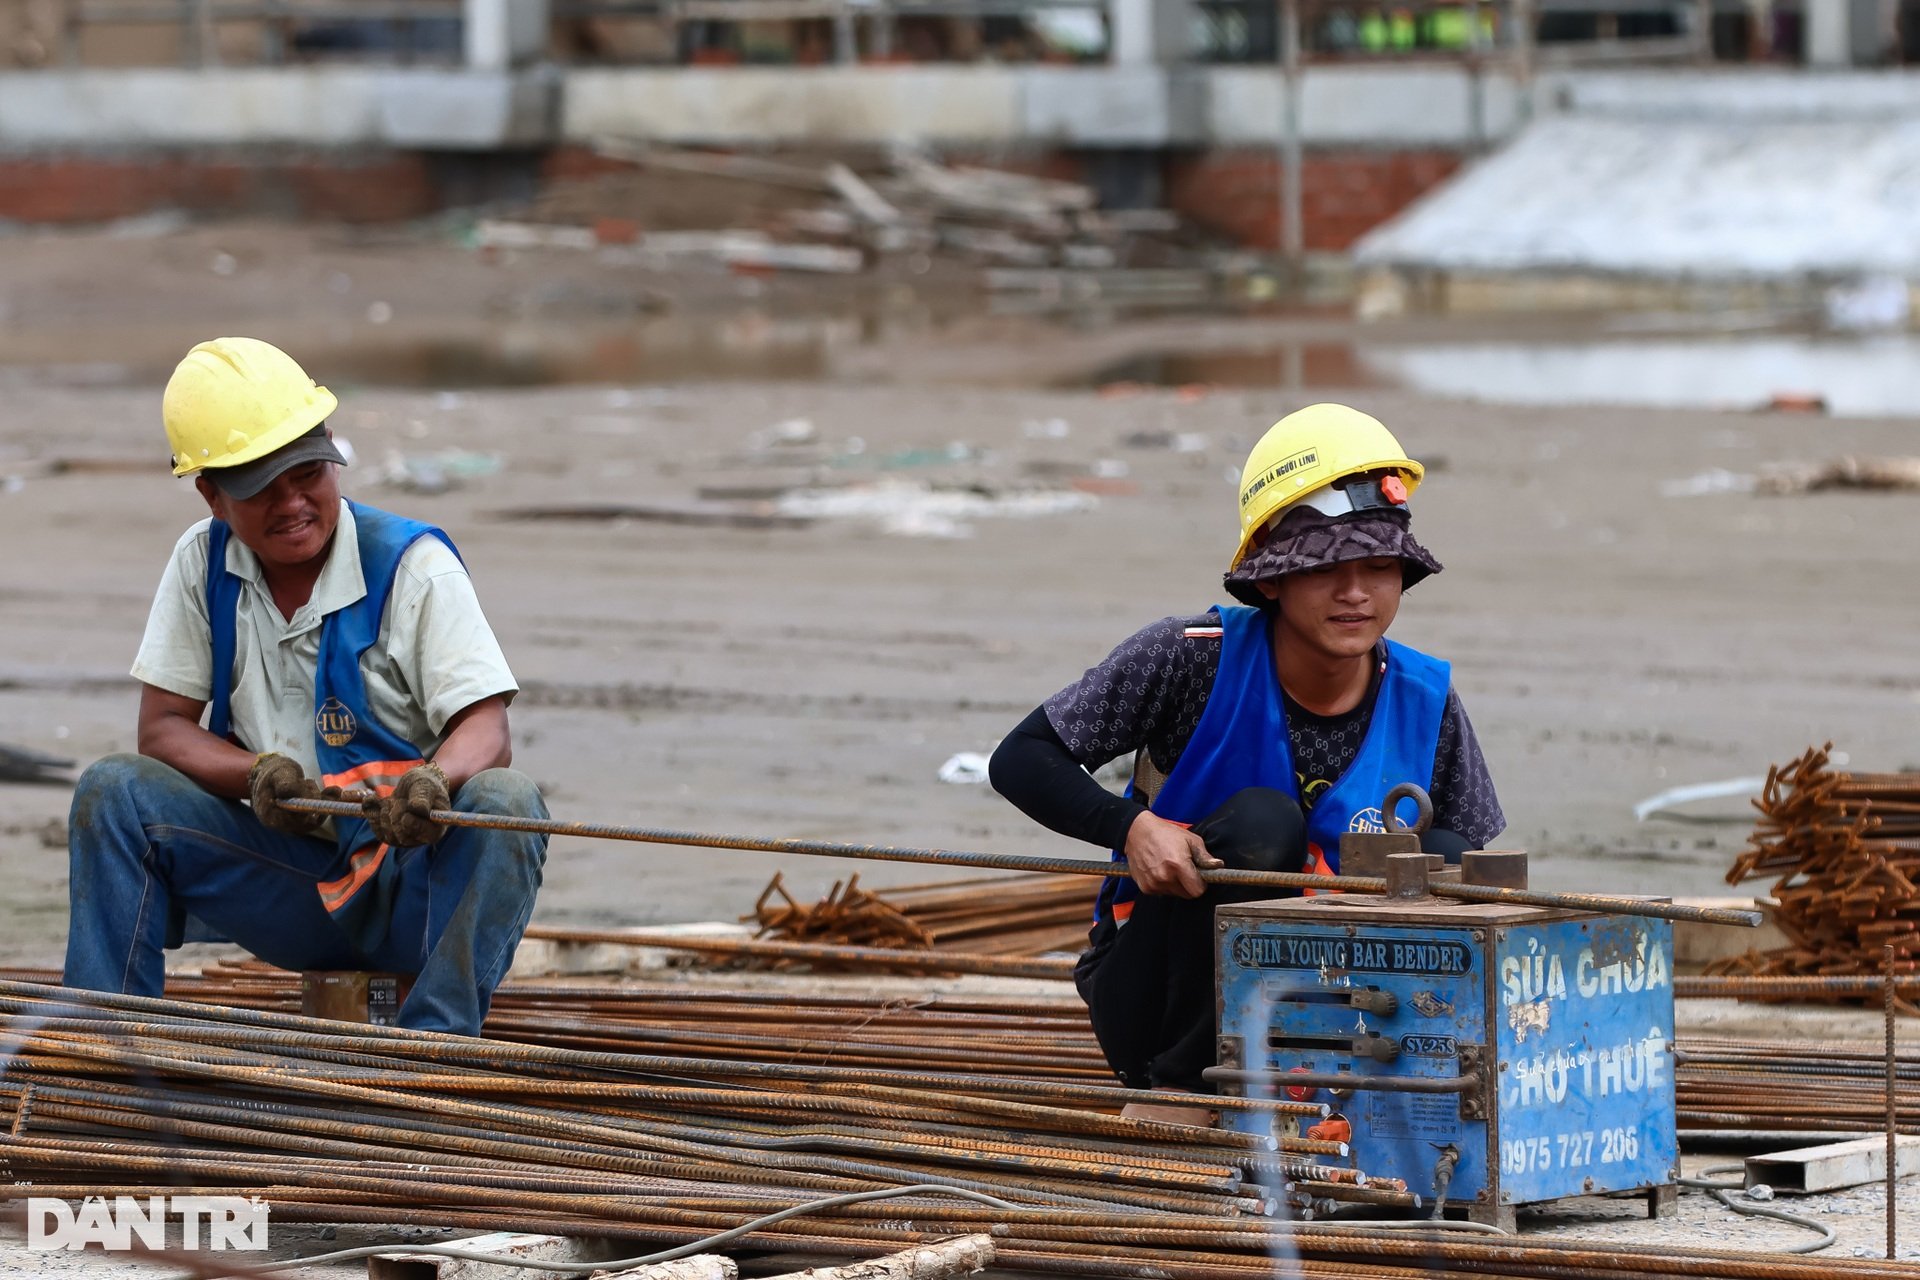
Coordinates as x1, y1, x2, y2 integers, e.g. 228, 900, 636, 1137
1084, 343, 1383, 391
1365, 335, 1920, 419
0, 311, 886, 391
1089, 334, 1920, 419
308, 315, 854, 388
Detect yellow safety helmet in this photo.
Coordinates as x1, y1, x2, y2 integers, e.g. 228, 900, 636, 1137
1229, 403, 1424, 571
163, 337, 338, 478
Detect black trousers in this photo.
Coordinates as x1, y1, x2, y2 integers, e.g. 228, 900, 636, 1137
1074, 788, 1470, 1092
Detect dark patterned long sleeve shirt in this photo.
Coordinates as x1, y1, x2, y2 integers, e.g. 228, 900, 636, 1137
1039, 610, 1505, 848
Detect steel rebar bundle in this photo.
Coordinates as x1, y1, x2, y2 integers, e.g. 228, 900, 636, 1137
1673, 1035, 1919, 1137
17, 965, 1918, 1143
6, 981, 1918, 1280
1718, 745, 1920, 1001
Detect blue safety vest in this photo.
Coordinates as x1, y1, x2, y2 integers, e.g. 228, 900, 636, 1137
207, 501, 458, 945
1097, 604, 1449, 920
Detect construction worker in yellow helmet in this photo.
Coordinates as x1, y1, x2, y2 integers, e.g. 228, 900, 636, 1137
62, 336, 547, 1036
989, 403, 1504, 1123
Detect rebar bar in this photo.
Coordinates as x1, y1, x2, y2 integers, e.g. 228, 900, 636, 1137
276, 796, 1764, 928
1888, 942, 1899, 1261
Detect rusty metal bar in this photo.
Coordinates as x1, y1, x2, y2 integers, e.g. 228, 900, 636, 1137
276, 797, 1764, 927
521, 925, 1075, 980
1889, 942, 1899, 1261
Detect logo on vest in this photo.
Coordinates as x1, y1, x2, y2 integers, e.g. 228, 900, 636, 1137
1348, 807, 1386, 834
316, 698, 357, 747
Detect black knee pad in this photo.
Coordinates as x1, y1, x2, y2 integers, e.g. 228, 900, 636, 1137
1190, 787, 1309, 875
1421, 827, 1474, 865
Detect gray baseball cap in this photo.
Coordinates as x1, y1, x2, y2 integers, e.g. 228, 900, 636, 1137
203, 426, 347, 500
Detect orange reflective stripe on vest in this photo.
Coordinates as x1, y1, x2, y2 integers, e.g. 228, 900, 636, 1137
315, 756, 420, 914
321, 757, 421, 798
318, 842, 391, 913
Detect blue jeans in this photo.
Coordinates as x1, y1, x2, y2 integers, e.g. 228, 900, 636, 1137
63, 753, 547, 1036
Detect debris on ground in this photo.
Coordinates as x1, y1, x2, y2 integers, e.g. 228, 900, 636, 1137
482, 140, 1225, 290
1664, 457, 1920, 497
370, 447, 503, 494
490, 501, 814, 530
772, 479, 1095, 538
1757, 456, 1920, 495
937, 751, 992, 784
0, 743, 73, 785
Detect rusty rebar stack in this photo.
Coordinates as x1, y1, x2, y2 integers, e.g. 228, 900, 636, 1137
1717, 744, 1920, 1002
748, 872, 1097, 959
8, 981, 1920, 1280
1674, 1036, 1918, 1137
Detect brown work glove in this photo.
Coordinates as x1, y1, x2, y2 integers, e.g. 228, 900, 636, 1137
248, 752, 338, 838
362, 762, 451, 848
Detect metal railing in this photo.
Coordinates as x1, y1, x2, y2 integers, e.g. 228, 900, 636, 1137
61, 0, 462, 66
53, 0, 1721, 68
54, 0, 1114, 67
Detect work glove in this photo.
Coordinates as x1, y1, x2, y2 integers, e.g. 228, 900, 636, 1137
362, 762, 451, 848
247, 752, 340, 838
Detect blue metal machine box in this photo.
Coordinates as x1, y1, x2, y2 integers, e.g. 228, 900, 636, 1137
1216, 896, 1677, 1226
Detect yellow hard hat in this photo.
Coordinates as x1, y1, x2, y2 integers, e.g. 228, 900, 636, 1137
163, 337, 338, 478
1229, 403, 1424, 571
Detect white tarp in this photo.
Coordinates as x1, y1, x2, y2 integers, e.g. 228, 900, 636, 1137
1354, 113, 1920, 278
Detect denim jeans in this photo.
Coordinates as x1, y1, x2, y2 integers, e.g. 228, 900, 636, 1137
63, 753, 547, 1036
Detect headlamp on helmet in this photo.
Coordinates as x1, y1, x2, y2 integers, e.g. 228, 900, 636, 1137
1229, 404, 1424, 573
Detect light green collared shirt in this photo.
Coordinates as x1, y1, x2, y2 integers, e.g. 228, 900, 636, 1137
133, 500, 517, 780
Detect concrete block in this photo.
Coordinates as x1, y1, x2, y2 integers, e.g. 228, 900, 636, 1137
378, 68, 559, 149
562, 67, 1021, 145
1544, 68, 1920, 122
507, 922, 757, 978
0, 69, 385, 146
1020, 66, 1203, 146
1209, 65, 1522, 146
1670, 898, 1787, 972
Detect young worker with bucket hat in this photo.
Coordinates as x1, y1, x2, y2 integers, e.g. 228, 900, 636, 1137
990, 403, 1504, 1122
62, 337, 546, 1035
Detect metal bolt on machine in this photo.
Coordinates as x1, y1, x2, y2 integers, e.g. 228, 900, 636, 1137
1210, 785, 1679, 1229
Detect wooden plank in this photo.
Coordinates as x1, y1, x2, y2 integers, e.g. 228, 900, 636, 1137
597, 1257, 736, 1279
761, 1236, 994, 1280
589, 138, 832, 192
825, 163, 904, 226
1745, 1135, 1920, 1194
369, 1231, 624, 1280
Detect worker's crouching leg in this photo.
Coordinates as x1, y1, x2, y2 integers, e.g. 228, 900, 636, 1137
383, 768, 548, 1036
1079, 788, 1308, 1100
62, 753, 195, 999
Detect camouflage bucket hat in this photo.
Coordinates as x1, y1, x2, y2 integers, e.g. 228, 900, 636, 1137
1223, 507, 1443, 608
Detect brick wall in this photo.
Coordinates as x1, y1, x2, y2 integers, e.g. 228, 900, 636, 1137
0, 152, 441, 224
0, 145, 1463, 246
1166, 148, 1462, 252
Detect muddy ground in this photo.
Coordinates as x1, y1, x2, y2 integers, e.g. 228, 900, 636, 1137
3, 216, 1920, 1268
3, 220, 1920, 966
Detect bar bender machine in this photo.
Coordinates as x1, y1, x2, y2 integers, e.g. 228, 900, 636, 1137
1211, 785, 1679, 1228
